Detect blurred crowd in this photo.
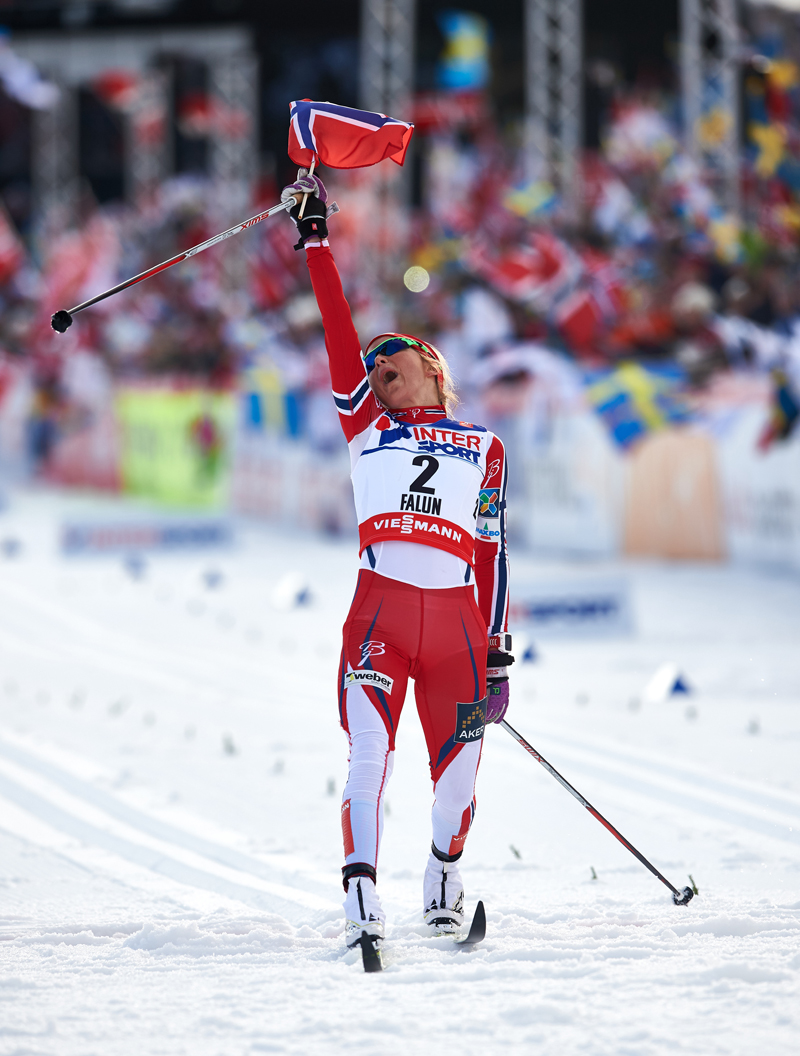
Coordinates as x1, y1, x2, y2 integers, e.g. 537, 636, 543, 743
2, 14, 800, 482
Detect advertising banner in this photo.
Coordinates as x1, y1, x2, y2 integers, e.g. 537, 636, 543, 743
116, 387, 235, 509
623, 428, 725, 560
716, 406, 800, 570
509, 575, 634, 638
518, 411, 625, 558
62, 518, 233, 555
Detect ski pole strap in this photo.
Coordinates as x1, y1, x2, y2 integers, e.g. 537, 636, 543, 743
487, 650, 514, 679
342, 862, 377, 890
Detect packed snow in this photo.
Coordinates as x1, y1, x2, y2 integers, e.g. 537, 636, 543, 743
0, 489, 799, 1055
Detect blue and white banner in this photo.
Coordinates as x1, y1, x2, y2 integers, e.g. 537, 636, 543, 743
509, 575, 634, 638
61, 519, 234, 555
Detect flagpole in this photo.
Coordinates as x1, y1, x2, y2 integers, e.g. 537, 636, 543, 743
297, 156, 317, 219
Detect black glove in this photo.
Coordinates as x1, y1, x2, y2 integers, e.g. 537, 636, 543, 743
289, 194, 328, 250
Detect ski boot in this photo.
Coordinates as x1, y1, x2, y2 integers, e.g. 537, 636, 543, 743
343, 868, 385, 948
423, 845, 465, 933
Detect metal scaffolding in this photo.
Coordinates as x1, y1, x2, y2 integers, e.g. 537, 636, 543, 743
525, 0, 583, 212
32, 80, 79, 242
360, 0, 415, 118
126, 70, 169, 211
680, 0, 741, 214
15, 26, 257, 243
209, 47, 258, 295
359, 0, 416, 285
209, 49, 257, 225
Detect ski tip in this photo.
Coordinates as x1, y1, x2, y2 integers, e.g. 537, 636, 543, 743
358, 934, 383, 972
457, 900, 486, 946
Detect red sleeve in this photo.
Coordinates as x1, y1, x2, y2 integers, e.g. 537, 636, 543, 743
304, 240, 381, 443
474, 434, 509, 635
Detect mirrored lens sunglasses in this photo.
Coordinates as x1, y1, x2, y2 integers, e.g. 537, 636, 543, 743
362, 336, 436, 374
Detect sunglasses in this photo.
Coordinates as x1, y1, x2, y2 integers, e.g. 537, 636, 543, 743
362, 336, 436, 375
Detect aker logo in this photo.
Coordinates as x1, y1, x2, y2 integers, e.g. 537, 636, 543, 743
454, 698, 487, 743
479, 489, 499, 517
359, 640, 385, 665
345, 669, 394, 694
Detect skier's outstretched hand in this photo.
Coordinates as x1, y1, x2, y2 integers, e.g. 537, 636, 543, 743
280, 169, 329, 206
281, 170, 339, 247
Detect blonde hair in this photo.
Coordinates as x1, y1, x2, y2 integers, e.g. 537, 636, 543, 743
417, 344, 459, 418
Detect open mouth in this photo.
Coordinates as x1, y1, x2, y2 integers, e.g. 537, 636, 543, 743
381, 369, 398, 384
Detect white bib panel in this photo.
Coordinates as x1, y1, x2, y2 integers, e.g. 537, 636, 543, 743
351, 417, 491, 565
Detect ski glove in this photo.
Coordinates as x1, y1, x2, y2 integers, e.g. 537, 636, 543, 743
485, 634, 514, 724
281, 169, 339, 249
485, 679, 509, 724
280, 170, 329, 207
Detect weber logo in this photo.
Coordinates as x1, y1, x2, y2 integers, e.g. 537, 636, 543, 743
345, 669, 394, 694
454, 698, 486, 742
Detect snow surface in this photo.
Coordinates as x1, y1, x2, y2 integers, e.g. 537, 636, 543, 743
1, 489, 799, 1056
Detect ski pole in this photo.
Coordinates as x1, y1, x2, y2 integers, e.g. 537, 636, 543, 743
50, 198, 294, 333
499, 719, 694, 906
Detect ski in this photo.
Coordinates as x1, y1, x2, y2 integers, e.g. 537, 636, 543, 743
357, 933, 383, 973
455, 900, 486, 946
356, 901, 485, 970
431, 900, 486, 945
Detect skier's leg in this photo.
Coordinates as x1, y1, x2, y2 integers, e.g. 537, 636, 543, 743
340, 683, 397, 874
414, 585, 488, 926
339, 685, 398, 946
337, 572, 417, 942
430, 747, 481, 858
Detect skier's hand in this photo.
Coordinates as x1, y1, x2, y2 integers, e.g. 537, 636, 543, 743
281, 169, 328, 206
281, 170, 339, 248
485, 677, 509, 724
485, 640, 514, 724
288, 191, 328, 246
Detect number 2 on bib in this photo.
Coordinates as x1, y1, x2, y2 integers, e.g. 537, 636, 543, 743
409, 455, 439, 494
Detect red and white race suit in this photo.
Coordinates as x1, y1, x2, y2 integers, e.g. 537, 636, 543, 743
304, 239, 509, 875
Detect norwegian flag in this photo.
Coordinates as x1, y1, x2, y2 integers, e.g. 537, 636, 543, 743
554, 249, 627, 352
288, 99, 413, 169
465, 231, 582, 312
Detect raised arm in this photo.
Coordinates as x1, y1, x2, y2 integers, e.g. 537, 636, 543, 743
281, 171, 381, 444
304, 241, 380, 443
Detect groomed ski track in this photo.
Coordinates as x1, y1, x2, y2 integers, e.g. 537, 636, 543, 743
0, 492, 799, 1055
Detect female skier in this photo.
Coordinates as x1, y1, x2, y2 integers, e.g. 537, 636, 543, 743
282, 172, 513, 947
